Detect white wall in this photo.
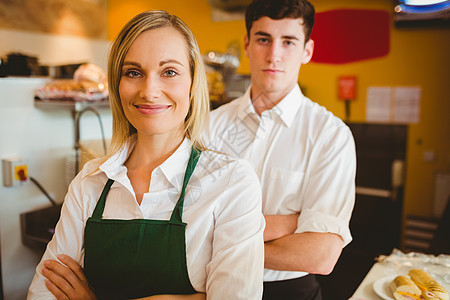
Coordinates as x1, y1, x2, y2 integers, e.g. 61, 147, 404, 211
0, 31, 112, 300
0, 29, 110, 70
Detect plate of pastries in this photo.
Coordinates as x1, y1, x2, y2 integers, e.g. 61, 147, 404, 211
373, 268, 449, 300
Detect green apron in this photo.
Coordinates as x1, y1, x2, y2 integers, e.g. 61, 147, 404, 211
84, 148, 200, 300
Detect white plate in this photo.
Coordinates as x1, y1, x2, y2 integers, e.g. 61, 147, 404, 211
373, 276, 395, 300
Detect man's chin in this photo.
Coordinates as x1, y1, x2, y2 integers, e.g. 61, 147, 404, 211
263, 82, 289, 94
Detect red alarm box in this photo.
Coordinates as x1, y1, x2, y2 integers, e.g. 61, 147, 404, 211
338, 76, 357, 100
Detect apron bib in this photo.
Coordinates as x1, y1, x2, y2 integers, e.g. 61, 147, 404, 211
84, 148, 201, 300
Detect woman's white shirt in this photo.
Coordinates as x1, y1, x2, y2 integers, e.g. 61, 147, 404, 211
27, 138, 265, 300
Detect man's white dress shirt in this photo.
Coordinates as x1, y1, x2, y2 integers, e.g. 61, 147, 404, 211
27, 138, 265, 299
205, 85, 356, 282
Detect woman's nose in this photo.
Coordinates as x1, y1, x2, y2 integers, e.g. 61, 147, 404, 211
140, 76, 162, 101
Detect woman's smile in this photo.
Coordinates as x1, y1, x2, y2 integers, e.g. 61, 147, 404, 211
133, 103, 172, 115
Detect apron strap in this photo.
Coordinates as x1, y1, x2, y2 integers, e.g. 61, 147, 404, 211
91, 147, 201, 223
91, 178, 115, 221
170, 147, 201, 224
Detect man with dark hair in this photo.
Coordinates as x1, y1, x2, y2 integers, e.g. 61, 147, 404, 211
205, 0, 356, 299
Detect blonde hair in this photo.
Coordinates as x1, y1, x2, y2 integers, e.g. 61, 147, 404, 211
107, 10, 209, 156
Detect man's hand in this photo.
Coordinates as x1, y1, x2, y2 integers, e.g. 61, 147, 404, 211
264, 214, 300, 242
42, 254, 97, 300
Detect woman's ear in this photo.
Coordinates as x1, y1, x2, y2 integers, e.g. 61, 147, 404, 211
302, 39, 314, 64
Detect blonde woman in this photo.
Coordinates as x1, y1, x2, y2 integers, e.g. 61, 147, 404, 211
27, 10, 264, 300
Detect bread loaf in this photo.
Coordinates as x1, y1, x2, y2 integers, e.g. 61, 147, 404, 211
390, 275, 422, 300
409, 269, 449, 300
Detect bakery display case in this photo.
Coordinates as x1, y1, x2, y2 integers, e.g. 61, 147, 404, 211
34, 64, 109, 175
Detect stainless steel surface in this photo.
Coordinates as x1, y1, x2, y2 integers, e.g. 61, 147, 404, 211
356, 186, 392, 198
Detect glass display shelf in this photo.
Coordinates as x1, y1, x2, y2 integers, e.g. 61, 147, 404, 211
34, 97, 110, 112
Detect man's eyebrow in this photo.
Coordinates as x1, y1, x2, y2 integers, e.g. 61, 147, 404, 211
254, 31, 271, 37
254, 31, 299, 41
282, 35, 300, 41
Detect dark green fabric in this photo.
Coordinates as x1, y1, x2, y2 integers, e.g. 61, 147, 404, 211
84, 148, 201, 300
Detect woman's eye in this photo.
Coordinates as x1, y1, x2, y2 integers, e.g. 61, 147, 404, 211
163, 69, 178, 77
123, 70, 141, 78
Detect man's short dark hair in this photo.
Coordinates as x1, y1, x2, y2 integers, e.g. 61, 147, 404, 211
245, 0, 315, 43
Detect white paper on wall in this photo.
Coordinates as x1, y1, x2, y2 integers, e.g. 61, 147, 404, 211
366, 86, 421, 124
366, 86, 392, 122
394, 87, 421, 123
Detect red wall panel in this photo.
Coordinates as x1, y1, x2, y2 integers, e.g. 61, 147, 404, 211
310, 9, 391, 64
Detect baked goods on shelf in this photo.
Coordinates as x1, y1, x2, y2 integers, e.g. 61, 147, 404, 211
35, 64, 108, 101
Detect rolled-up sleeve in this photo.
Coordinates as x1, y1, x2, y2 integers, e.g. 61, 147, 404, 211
295, 125, 356, 247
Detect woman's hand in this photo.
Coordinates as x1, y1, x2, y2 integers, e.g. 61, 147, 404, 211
42, 254, 97, 300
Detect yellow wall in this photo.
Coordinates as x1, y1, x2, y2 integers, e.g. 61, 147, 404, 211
107, 1, 450, 221
107, 0, 246, 59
